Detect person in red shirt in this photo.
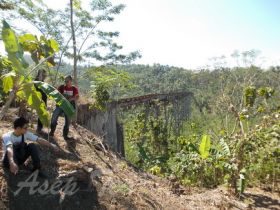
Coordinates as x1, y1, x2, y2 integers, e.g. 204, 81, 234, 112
49, 75, 79, 140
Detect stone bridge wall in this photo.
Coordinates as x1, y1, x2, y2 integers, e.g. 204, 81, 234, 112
77, 92, 193, 156
77, 104, 120, 153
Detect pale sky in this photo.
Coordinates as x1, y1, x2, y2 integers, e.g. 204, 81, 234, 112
2, 0, 280, 69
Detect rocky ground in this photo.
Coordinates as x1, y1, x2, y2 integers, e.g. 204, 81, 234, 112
0, 108, 279, 210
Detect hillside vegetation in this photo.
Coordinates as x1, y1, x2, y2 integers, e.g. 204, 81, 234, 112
0, 109, 279, 210
0, 1, 279, 209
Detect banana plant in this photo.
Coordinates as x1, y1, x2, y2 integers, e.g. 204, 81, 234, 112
199, 134, 211, 159
0, 20, 75, 125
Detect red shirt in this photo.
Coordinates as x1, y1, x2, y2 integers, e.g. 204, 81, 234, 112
58, 85, 79, 99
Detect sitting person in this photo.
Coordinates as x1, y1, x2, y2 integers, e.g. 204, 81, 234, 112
2, 117, 59, 178
49, 75, 79, 140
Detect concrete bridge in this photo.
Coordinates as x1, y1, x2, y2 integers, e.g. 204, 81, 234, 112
77, 91, 193, 156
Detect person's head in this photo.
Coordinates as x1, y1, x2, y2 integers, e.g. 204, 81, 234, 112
36, 69, 47, 81
13, 117, 29, 135
65, 75, 73, 87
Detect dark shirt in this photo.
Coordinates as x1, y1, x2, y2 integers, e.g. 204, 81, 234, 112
35, 84, 47, 104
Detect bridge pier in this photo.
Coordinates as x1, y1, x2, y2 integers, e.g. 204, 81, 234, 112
77, 103, 124, 155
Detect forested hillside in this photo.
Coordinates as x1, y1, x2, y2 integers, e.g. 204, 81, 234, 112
0, 0, 279, 209
76, 62, 280, 194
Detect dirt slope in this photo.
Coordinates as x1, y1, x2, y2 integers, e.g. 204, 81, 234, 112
0, 109, 279, 210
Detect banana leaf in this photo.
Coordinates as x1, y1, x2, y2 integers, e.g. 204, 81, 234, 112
33, 81, 75, 118
1, 20, 28, 73
199, 134, 211, 159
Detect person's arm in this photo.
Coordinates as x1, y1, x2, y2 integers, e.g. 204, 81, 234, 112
69, 87, 79, 101
2, 135, 18, 174
57, 85, 64, 94
26, 132, 59, 152
74, 94, 79, 100
37, 138, 60, 152
6, 145, 18, 174
69, 95, 79, 101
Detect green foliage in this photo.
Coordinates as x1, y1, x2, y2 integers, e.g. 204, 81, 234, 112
0, 20, 73, 124
0, 1, 14, 10
17, 82, 50, 126
0, 55, 13, 71
257, 87, 274, 99
116, 63, 280, 194
2, 20, 28, 73
244, 86, 256, 107
237, 171, 246, 194
18, 33, 59, 65
34, 81, 75, 118
239, 109, 249, 121
0, 55, 14, 102
73, 0, 82, 10
149, 165, 162, 175
1, 72, 16, 93
199, 135, 211, 159
15, 0, 140, 73
93, 84, 110, 110
86, 66, 135, 110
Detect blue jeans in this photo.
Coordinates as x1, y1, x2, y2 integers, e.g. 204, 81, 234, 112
50, 106, 70, 137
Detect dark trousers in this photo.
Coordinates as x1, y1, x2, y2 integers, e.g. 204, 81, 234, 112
2, 143, 41, 170
37, 118, 44, 131
50, 106, 70, 137
37, 93, 47, 131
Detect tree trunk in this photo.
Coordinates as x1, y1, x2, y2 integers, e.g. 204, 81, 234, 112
0, 90, 16, 120
70, 0, 78, 121
70, 0, 77, 87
